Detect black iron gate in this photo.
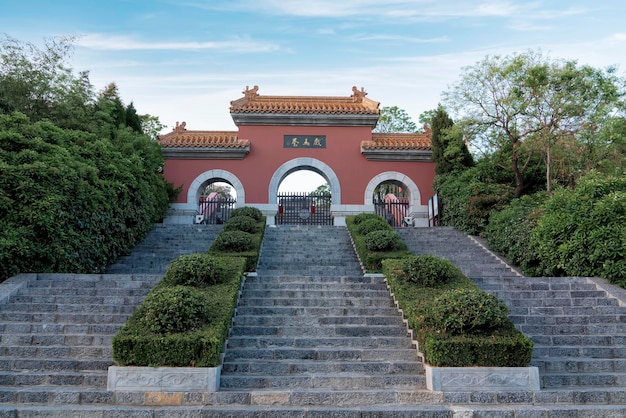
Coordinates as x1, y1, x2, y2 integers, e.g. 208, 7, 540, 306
198, 196, 236, 224
276, 192, 333, 225
374, 197, 410, 227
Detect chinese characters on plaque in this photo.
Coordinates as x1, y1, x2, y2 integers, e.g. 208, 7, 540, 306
283, 135, 326, 148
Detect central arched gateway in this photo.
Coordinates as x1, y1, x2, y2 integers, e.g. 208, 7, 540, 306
159, 86, 435, 226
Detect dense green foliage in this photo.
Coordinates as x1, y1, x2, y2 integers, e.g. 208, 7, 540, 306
137, 286, 213, 335
346, 215, 411, 272
382, 258, 533, 367
223, 215, 261, 234
425, 289, 509, 335
0, 36, 172, 282
162, 253, 229, 288
484, 192, 548, 276
373, 106, 417, 133
112, 256, 246, 367
530, 172, 626, 282
429, 105, 473, 175
401, 255, 464, 287
229, 206, 263, 222
356, 217, 392, 235
363, 229, 403, 252
208, 210, 265, 272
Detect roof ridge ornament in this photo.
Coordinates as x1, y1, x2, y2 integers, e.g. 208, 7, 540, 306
243, 85, 259, 101
174, 121, 187, 132
351, 86, 367, 103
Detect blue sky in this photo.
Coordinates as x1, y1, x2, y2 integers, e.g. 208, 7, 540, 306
2, 0, 626, 136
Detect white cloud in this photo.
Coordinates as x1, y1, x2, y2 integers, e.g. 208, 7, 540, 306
75, 33, 279, 53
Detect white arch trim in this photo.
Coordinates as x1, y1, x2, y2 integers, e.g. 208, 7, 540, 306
364, 171, 421, 207
187, 169, 245, 208
268, 158, 341, 205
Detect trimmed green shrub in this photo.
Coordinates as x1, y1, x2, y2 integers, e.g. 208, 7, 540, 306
212, 230, 254, 252
356, 218, 392, 236
364, 230, 403, 252
353, 213, 382, 225
113, 256, 246, 367
229, 206, 263, 222
401, 254, 463, 287
223, 215, 260, 234
137, 286, 211, 334
162, 253, 228, 287
422, 330, 533, 367
382, 258, 533, 367
346, 215, 411, 272
425, 288, 510, 335
209, 216, 265, 272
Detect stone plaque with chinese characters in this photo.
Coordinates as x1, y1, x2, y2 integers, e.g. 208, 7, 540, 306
283, 135, 326, 148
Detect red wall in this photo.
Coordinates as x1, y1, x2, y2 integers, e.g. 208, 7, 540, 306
164, 124, 435, 205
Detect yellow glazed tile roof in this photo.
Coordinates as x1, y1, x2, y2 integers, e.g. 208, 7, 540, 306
230, 85, 380, 115
158, 122, 249, 148
362, 128, 432, 151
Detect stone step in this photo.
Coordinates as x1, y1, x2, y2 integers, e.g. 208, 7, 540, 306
232, 315, 405, 327
0, 312, 131, 324
236, 297, 395, 307
243, 276, 376, 284
219, 373, 426, 390
226, 336, 414, 350
0, 344, 111, 358
18, 287, 152, 297
0, 358, 113, 372
239, 289, 390, 298
0, 387, 112, 404
223, 348, 418, 362
533, 345, 626, 359
0, 371, 107, 387
534, 357, 626, 373
540, 372, 626, 388
0, 303, 136, 314
229, 325, 409, 338
8, 295, 146, 305
242, 282, 389, 291
0, 323, 119, 336
222, 360, 423, 375
233, 306, 403, 317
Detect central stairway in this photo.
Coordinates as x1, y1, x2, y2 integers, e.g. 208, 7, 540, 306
216, 225, 443, 409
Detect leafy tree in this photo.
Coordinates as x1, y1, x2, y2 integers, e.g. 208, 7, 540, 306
444, 50, 624, 197
429, 105, 473, 174
374, 106, 417, 133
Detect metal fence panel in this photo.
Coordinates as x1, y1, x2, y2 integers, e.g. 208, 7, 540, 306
198, 197, 236, 224
276, 192, 333, 225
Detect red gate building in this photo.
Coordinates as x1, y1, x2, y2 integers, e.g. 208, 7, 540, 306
158, 86, 435, 226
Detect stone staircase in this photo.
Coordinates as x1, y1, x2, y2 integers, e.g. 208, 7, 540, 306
0, 272, 161, 410
216, 226, 442, 409
398, 226, 626, 404
0, 223, 625, 415
105, 224, 222, 274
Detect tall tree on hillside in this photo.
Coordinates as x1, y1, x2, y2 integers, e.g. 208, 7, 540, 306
444, 50, 623, 197
374, 106, 417, 133
428, 105, 473, 174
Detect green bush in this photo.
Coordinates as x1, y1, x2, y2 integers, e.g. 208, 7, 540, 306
229, 206, 263, 222
113, 257, 246, 367
530, 172, 626, 282
484, 192, 547, 276
223, 215, 260, 234
346, 215, 411, 272
356, 218, 392, 235
212, 230, 254, 252
425, 288, 510, 335
353, 213, 382, 225
382, 258, 533, 367
401, 254, 463, 287
162, 253, 228, 287
137, 286, 211, 334
364, 230, 403, 252
209, 216, 265, 272
422, 330, 533, 367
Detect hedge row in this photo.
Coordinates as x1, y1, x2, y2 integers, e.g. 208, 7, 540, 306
346, 214, 411, 272
382, 256, 533, 367
112, 255, 246, 367
209, 207, 266, 272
